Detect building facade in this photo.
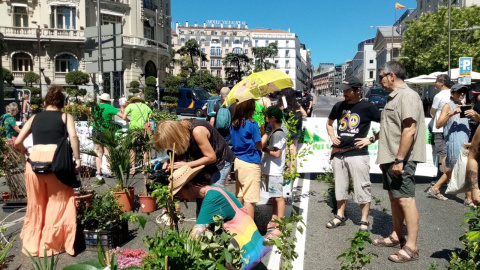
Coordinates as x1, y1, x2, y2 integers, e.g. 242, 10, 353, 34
0, 0, 171, 102
346, 38, 376, 86
171, 22, 312, 90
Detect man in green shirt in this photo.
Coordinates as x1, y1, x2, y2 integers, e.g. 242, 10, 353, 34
93, 93, 124, 179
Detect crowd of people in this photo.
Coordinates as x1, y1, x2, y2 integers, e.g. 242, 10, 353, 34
2, 60, 480, 266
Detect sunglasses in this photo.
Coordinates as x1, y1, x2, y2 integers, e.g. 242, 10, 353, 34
379, 73, 391, 80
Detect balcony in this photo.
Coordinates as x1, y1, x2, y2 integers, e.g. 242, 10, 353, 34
103, 0, 129, 3
0, 27, 84, 41
55, 72, 66, 80
12, 71, 26, 80
123, 36, 168, 50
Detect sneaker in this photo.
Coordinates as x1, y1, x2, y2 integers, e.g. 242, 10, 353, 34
96, 174, 103, 181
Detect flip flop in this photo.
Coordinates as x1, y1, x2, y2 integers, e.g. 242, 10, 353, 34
388, 246, 419, 263
359, 221, 369, 232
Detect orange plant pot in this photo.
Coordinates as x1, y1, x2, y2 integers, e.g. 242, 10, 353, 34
75, 192, 94, 208
115, 190, 133, 212
1, 192, 10, 202
138, 193, 156, 213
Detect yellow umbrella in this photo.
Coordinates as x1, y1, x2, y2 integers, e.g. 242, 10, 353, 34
224, 70, 293, 105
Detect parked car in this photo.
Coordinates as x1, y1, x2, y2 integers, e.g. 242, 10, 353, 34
363, 86, 388, 110
176, 88, 211, 116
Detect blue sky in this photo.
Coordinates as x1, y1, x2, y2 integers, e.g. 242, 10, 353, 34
171, 0, 417, 67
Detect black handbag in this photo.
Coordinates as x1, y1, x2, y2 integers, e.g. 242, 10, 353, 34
51, 114, 80, 188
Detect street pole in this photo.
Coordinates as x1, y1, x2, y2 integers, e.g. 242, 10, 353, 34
97, 0, 103, 93
448, 0, 452, 77
156, 8, 160, 105
0, 33, 4, 115
37, 26, 42, 93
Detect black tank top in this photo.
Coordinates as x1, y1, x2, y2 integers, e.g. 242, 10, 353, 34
31, 111, 66, 145
187, 119, 236, 174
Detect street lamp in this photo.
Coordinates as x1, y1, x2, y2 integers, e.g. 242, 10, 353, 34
32, 21, 42, 92
0, 32, 5, 115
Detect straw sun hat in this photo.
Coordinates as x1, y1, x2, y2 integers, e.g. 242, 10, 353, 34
98, 93, 113, 102
169, 165, 205, 196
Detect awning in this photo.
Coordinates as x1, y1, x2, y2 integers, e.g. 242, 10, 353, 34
101, 9, 125, 17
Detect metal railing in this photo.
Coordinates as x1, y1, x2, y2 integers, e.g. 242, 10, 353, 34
0, 27, 84, 39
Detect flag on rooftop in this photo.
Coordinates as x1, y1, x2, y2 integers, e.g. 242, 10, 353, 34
395, 2, 406, 9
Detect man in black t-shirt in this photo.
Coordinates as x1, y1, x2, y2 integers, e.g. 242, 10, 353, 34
325, 76, 381, 231
466, 90, 480, 141
301, 89, 313, 117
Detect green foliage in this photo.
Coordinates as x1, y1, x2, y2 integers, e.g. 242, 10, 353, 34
130, 80, 140, 89
144, 76, 157, 102
429, 261, 439, 270
283, 112, 313, 182
223, 53, 252, 84
145, 76, 157, 87
65, 87, 88, 104
65, 70, 90, 85
164, 74, 183, 106
337, 231, 378, 270
25, 247, 60, 270
252, 42, 278, 72
316, 172, 335, 189
150, 109, 178, 123
142, 215, 244, 270
177, 39, 208, 74
263, 209, 305, 270
401, 6, 480, 76
80, 192, 124, 230
0, 234, 16, 266
62, 104, 91, 121
187, 70, 223, 94
2, 68, 13, 86
448, 205, 480, 269
24, 86, 44, 113
23, 71, 40, 86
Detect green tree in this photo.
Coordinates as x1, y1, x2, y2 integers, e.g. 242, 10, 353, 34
187, 70, 223, 94
252, 42, 278, 72
129, 80, 140, 94
144, 76, 157, 102
177, 39, 208, 74
401, 6, 480, 76
223, 52, 252, 84
23, 71, 40, 87
65, 70, 90, 86
163, 75, 184, 111
2, 68, 13, 86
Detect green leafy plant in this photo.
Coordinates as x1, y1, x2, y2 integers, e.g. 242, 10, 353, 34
429, 261, 439, 270
448, 205, 480, 269
263, 209, 305, 270
23, 71, 40, 86
129, 80, 141, 94
2, 68, 13, 86
65, 88, 87, 104
25, 247, 60, 270
150, 109, 178, 123
80, 191, 124, 230
144, 76, 157, 102
24, 86, 43, 113
65, 70, 90, 86
62, 104, 91, 121
0, 233, 16, 268
337, 231, 377, 270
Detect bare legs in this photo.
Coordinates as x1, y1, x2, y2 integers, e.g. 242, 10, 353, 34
238, 198, 255, 219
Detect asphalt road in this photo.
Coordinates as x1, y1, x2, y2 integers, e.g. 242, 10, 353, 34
0, 95, 471, 269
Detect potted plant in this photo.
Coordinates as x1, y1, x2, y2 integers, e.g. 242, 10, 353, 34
74, 165, 95, 208
317, 171, 336, 211
0, 132, 27, 203
79, 191, 127, 250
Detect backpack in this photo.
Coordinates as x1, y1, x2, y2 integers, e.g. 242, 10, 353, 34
215, 101, 232, 130
206, 96, 222, 117
0, 114, 12, 138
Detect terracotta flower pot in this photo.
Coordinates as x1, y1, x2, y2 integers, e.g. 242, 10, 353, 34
115, 190, 133, 212
1, 192, 10, 202
128, 187, 135, 207
138, 193, 156, 213
75, 192, 94, 208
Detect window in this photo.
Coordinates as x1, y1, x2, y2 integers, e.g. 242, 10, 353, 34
286, 60, 290, 67
200, 38, 206, 43
211, 59, 215, 66
369, 71, 374, 78
12, 53, 32, 71
275, 60, 279, 68
201, 60, 206, 67
244, 49, 248, 54
285, 50, 290, 57
255, 40, 258, 46
201, 48, 205, 53
101, 14, 122, 25
286, 40, 289, 47
265, 40, 269, 45
144, 21, 154, 39
190, 31, 194, 34
55, 54, 78, 73
233, 47, 241, 54
211, 70, 215, 76
180, 38, 185, 43
225, 49, 229, 54
51, 6, 76, 29
216, 70, 221, 77
234, 39, 240, 44
217, 59, 221, 66
244, 39, 249, 44
180, 30, 184, 34
14, 7, 28, 27
185, 90, 193, 100
369, 59, 374, 64
225, 39, 229, 44
286, 70, 289, 74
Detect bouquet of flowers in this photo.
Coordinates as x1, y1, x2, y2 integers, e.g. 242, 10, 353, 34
109, 248, 148, 269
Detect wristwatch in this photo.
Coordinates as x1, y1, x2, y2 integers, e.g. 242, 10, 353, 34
369, 136, 375, 143
394, 158, 404, 164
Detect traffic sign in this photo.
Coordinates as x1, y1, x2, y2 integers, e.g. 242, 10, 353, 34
85, 36, 123, 50
458, 76, 472, 85
84, 48, 123, 62
459, 57, 473, 76
84, 24, 123, 38
86, 60, 123, 73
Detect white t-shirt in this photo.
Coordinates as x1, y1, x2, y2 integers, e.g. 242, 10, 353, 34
119, 97, 127, 106
431, 90, 451, 133
261, 127, 287, 176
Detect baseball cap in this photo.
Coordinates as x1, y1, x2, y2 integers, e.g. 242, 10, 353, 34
265, 105, 283, 121
338, 76, 363, 91
450, 84, 468, 93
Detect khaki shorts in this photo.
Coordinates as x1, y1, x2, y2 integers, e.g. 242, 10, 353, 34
234, 158, 261, 203
332, 155, 371, 203
382, 161, 417, 198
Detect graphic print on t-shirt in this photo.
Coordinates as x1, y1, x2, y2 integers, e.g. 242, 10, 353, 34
338, 110, 361, 136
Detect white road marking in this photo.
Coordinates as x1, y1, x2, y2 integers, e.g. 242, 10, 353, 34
292, 174, 310, 270
3, 217, 25, 228
267, 177, 301, 270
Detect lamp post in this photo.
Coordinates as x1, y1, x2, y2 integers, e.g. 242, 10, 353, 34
0, 32, 5, 115
32, 21, 42, 92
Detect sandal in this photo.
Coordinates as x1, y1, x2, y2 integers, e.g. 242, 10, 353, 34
388, 246, 419, 263
426, 187, 448, 201
373, 235, 406, 248
464, 199, 474, 207
266, 229, 282, 240
359, 221, 369, 232
326, 214, 347, 229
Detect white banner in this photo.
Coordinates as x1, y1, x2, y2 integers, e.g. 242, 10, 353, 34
297, 118, 438, 177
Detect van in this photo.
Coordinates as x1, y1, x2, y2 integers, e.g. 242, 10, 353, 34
176, 88, 211, 116
364, 86, 388, 110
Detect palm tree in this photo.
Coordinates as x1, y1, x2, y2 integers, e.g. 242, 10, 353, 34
177, 39, 208, 74
252, 42, 278, 72
223, 53, 252, 84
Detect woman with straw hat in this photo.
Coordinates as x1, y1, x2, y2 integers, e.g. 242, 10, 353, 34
92, 93, 125, 180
